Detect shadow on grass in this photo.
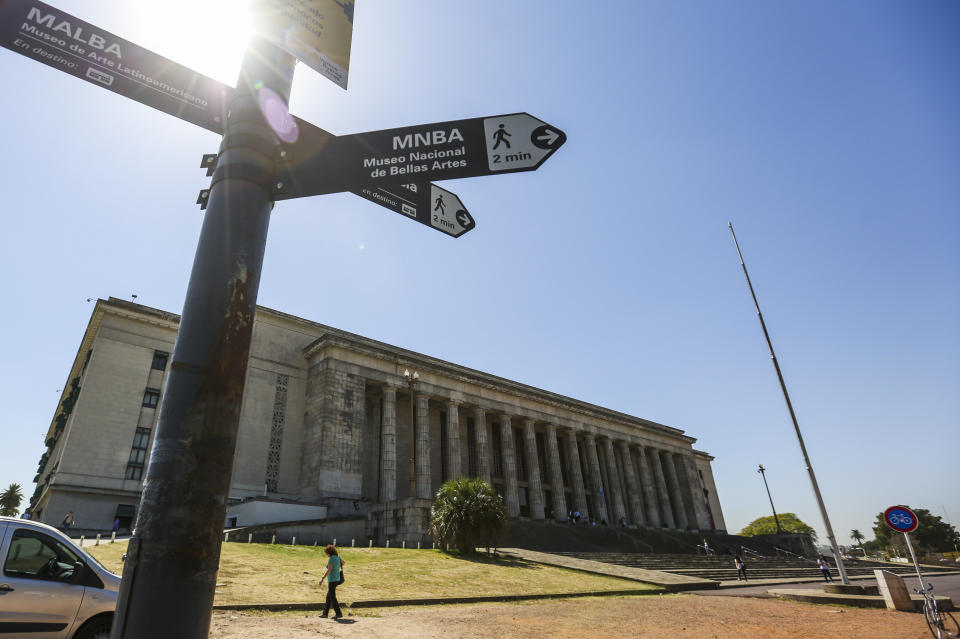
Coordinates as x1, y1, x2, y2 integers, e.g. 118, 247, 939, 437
436, 550, 539, 570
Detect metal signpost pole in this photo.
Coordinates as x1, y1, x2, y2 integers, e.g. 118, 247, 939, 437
112, 39, 295, 639
729, 223, 850, 584
903, 532, 927, 590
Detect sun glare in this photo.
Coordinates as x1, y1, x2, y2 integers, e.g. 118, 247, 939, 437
121, 0, 254, 86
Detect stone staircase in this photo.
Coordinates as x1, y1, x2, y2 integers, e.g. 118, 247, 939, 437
551, 552, 958, 582
501, 519, 784, 555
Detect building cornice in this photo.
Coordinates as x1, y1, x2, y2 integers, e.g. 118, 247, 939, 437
303, 331, 693, 443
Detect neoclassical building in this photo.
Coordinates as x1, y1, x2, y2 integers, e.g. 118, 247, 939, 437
31, 298, 726, 542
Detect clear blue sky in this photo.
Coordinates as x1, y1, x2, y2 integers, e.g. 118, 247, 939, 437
1, 1, 957, 546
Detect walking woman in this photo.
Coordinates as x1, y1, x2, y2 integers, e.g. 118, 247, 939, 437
320, 544, 345, 619
817, 554, 834, 582
734, 553, 747, 581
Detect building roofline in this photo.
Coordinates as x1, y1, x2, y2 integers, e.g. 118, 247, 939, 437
44, 299, 695, 446
295, 314, 692, 441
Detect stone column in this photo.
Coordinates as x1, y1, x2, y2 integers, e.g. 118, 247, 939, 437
602, 437, 627, 523
647, 447, 676, 528
635, 446, 661, 528
523, 419, 545, 520
544, 424, 566, 521
681, 454, 712, 529
380, 385, 397, 502
446, 401, 461, 479
415, 394, 432, 499
660, 450, 688, 529
473, 407, 490, 484
499, 416, 520, 517
618, 441, 645, 526
583, 434, 608, 523
564, 429, 588, 517
671, 453, 698, 530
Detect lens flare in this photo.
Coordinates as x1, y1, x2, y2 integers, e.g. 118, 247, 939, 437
257, 86, 298, 143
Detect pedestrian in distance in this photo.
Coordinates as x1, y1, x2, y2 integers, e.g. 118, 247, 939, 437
61, 511, 75, 532
817, 554, 834, 582
319, 544, 346, 619
112, 518, 120, 534
734, 554, 747, 581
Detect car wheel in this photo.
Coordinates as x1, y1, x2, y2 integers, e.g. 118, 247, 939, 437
73, 616, 113, 639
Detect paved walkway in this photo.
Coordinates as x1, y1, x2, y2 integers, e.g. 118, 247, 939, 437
497, 548, 717, 591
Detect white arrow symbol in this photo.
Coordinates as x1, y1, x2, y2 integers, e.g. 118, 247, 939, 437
536, 128, 559, 146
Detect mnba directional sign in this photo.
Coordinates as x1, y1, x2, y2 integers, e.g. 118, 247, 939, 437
277, 112, 566, 198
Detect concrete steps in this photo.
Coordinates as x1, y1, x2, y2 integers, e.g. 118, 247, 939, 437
554, 552, 959, 582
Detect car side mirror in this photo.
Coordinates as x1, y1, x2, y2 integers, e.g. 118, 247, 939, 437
69, 562, 86, 585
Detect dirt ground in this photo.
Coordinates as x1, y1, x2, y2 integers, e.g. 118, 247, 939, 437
208, 594, 932, 639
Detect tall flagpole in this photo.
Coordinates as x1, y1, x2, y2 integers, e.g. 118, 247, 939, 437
728, 222, 849, 584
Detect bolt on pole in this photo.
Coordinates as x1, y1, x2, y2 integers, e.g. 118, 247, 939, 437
111, 39, 296, 639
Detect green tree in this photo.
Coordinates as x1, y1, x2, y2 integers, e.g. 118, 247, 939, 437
0, 483, 24, 517
850, 529, 865, 546
739, 513, 817, 541
871, 507, 959, 553
429, 477, 507, 555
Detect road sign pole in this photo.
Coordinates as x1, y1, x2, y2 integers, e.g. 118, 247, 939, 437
112, 39, 295, 639
903, 532, 926, 589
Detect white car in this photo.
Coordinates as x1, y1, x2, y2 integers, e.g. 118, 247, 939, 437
0, 516, 120, 638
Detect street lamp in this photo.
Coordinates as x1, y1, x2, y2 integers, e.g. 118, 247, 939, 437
404, 369, 419, 498
758, 464, 783, 534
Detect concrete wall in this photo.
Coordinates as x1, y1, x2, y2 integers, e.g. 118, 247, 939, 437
226, 500, 327, 527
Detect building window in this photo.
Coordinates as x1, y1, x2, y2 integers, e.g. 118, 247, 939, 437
557, 438, 569, 486
151, 351, 169, 371
265, 374, 288, 493
125, 427, 151, 480
466, 418, 477, 477
439, 411, 448, 482
514, 429, 526, 481
142, 388, 160, 408
491, 425, 503, 477
535, 433, 548, 482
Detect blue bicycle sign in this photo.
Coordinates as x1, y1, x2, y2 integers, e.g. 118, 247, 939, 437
884, 505, 919, 533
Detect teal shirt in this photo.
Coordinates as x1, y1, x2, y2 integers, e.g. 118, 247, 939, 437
327, 555, 342, 583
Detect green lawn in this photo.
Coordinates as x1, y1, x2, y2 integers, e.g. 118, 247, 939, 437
87, 542, 652, 605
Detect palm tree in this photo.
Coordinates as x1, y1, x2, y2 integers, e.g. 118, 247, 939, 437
850, 528, 866, 557
429, 477, 506, 555
0, 483, 24, 517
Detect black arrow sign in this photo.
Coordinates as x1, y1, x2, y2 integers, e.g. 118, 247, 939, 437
0, 0, 229, 133
273, 116, 475, 237
276, 112, 566, 198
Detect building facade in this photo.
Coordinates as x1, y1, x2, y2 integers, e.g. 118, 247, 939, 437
31, 298, 726, 541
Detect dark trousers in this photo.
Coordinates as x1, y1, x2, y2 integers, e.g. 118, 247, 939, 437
821, 569, 833, 582
324, 580, 342, 616
737, 566, 747, 580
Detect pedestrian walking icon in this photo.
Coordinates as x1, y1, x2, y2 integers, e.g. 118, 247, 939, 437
483, 114, 566, 173
434, 193, 446, 215
492, 123, 511, 149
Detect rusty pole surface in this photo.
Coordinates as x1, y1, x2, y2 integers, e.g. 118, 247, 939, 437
112, 40, 296, 639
